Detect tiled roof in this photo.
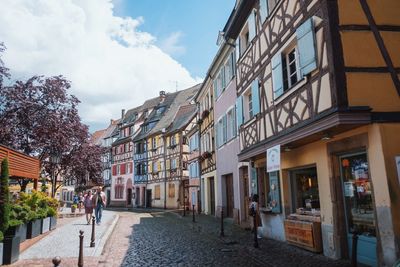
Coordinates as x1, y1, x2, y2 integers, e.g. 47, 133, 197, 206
167, 104, 197, 134
90, 129, 106, 145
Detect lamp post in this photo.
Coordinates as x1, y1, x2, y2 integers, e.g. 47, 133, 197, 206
50, 151, 61, 198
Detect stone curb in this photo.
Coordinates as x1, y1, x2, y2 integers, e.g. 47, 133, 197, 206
94, 214, 120, 256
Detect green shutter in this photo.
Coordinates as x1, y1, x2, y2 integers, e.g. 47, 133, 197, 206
251, 167, 258, 195
296, 18, 317, 76
251, 79, 260, 115
272, 53, 283, 99
260, 0, 268, 22
269, 171, 281, 213
248, 10, 256, 41
235, 38, 241, 62
236, 96, 243, 128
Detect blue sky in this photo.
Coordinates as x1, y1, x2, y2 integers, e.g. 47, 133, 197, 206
113, 0, 236, 79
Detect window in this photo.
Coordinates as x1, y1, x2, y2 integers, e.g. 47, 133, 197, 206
189, 161, 199, 178
168, 183, 175, 198
189, 133, 199, 152
152, 137, 157, 149
115, 177, 124, 199
282, 47, 300, 90
171, 158, 177, 169
152, 161, 158, 173
243, 90, 253, 122
155, 185, 160, 200
125, 143, 129, 153
227, 108, 236, 140
117, 164, 121, 175
290, 167, 319, 212
127, 162, 132, 174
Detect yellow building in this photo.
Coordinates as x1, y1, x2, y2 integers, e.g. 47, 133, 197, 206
224, 0, 400, 266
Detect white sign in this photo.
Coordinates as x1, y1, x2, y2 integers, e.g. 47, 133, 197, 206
344, 182, 354, 197
267, 145, 281, 173
396, 156, 400, 186
191, 191, 196, 206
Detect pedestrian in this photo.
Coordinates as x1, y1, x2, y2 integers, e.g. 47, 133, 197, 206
84, 190, 94, 224
73, 193, 79, 206
250, 194, 262, 238
92, 186, 106, 225
78, 192, 84, 212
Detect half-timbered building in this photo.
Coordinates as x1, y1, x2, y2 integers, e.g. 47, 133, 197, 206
223, 0, 400, 265
187, 114, 201, 212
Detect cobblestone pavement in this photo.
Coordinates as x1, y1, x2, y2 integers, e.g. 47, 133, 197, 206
10, 210, 351, 267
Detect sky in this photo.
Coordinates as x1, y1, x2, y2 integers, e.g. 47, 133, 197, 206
0, 0, 235, 131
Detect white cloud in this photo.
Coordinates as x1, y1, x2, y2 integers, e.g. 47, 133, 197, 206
160, 31, 186, 57
0, 0, 198, 130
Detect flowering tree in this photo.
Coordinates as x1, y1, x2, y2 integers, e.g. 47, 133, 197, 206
0, 43, 104, 193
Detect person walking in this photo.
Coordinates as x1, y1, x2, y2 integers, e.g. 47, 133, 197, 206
78, 192, 84, 212
92, 187, 106, 225
84, 190, 93, 224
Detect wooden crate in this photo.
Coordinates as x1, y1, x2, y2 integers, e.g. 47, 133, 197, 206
284, 219, 323, 252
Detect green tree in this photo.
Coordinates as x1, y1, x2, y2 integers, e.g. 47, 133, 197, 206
0, 158, 11, 232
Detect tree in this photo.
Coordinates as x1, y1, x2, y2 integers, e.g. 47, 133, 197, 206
0, 42, 10, 87
0, 158, 11, 233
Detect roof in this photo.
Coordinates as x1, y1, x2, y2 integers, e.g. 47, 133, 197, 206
167, 104, 197, 134
122, 106, 141, 125
91, 129, 106, 145
103, 119, 119, 139
148, 84, 200, 136
0, 145, 40, 180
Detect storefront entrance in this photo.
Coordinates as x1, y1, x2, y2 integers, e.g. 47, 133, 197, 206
209, 177, 215, 215
224, 174, 234, 218
340, 152, 377, 267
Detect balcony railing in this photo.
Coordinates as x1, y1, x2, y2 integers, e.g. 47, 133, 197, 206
134, 152, 147, 161
134, 174, 148, 184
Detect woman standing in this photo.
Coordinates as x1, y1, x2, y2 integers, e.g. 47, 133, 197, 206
84, 190, 93, 224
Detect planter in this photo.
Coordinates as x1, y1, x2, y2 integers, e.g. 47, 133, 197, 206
71, 206, 76, 213
2, 235, 20, 264
41, 217, 50, 234
5, 223, 27, 243
0, 242, 3, 265
50, 216, 57, 231
26, 219, 42, 239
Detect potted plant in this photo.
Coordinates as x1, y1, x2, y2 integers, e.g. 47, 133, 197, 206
26, 210, 41, 239
7, 204, 29, 244
71, 204, 77, 213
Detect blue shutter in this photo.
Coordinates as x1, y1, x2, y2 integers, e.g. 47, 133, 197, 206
272, 53, 283, 99
269, 171, 281, 213
223, 115, 227, 143
296, 18, 317, 76
235, 38, 241, 62
248, 10, 256, 41
236, 96, 243, 128
251, 167, 258, 195
213, 79, 218, 99
251, 79, 260, 115
260, 0, 268, 22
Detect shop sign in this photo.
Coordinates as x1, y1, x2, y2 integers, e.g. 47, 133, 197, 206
191, 191, 196, 205
266, 145, 280, 173
344, 182, 354, 197
396, 156, 400, 186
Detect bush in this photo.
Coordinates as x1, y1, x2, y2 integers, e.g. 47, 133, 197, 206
0, 230, 3, 242
17, 190, 59, 221
0, 158, 11, 233
8, 219, 23, 227
47, 207, 56, 217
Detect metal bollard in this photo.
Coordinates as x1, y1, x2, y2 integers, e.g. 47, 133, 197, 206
52, 256, 61, 267
351, 232, 358, 267
90, 216, 95, 247
253, 212, 259, 248
78, 230, 84, 267
192, 204, 195, 223
220, 209, 224, 237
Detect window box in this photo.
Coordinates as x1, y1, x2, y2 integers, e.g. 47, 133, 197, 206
201, 151, 212, 160
201, 109, 210, 119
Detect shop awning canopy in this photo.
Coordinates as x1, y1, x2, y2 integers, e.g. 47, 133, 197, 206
0, 145, 40, 181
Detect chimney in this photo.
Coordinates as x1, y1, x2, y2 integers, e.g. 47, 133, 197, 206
121, 109, 125, 119
159, 91, 166, 102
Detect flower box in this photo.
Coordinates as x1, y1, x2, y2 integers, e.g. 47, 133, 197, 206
26, 219, 42, 239
6, 223, 27, 244
41, 217, 50, 234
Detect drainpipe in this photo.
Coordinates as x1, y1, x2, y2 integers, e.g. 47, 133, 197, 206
162, 130, 167, 209
197, 103, 202, 214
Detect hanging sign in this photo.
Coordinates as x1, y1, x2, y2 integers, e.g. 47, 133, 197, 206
267, 145, 281, 173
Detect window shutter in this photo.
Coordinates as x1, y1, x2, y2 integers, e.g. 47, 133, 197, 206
272, 53, 284, 98
148, 138, 152, 150
130, 162, 133, 174
296, 18, 317, 76
269, 171, 281, 213
235, 38, 241, 62
248, 10, 256, 41
166, 159, 170, 170
175, 134, 179, 145
148, 162, 153, 173
251, 79, 260, 115
121, 163, 126, 175
112, 165, 116, 176
176, 158, 180, 169
158, 161, 161, 171
236, 96, 244, 128
251, 167, 258, 195
260, 0, 268, 22
223, 115, 227, 143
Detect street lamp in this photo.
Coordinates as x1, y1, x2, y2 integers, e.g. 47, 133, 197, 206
50, 151, 61, 198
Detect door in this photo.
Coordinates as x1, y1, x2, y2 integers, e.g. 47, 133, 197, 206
225, 174, 234, 218
127, 188, 132, 206
209, 177, 215, 215
135, 188, 140, 206
242, 167, 249, 221
146, 189, 152, 208
106, 190, 111, 206
340, 152, 377, 267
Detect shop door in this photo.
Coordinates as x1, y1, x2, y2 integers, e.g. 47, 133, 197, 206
225, 174, 234, 218
340, 152, 377, 267
146, 189, 152, 208
127, 188, 132, 206
209, 177, 215, 215
135, 188, 140, 206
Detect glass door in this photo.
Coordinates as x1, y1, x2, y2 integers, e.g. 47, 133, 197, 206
340, 152, 377, 266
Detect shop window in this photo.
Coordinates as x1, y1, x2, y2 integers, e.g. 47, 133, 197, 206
155, 185, 160, 200
290, 167, 319, 212
168, 183, 175, 198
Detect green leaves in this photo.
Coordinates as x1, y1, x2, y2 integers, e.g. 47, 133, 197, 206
0, 158, 11, 232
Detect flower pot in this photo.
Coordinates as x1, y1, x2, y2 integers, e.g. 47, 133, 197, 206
5, 223, 27, 243
71, 206, 76, 213
50, 216, 57, 231
2, 235, 20, 264
41, 217, 50, 234
0, 242, 3, 265
27, 219, 42, 239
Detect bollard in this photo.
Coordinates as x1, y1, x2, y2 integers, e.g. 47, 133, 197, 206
253, 212, 259, 248
183, 199, 186, 217
52, 256, 61, 267
351, 232, 358, 267
192, 204, 195, 223
78, 230, 84, 267
90, 216, 95, 247
220, 209, 224, 237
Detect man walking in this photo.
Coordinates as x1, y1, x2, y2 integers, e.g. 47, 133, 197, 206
92, 187, 106, 225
